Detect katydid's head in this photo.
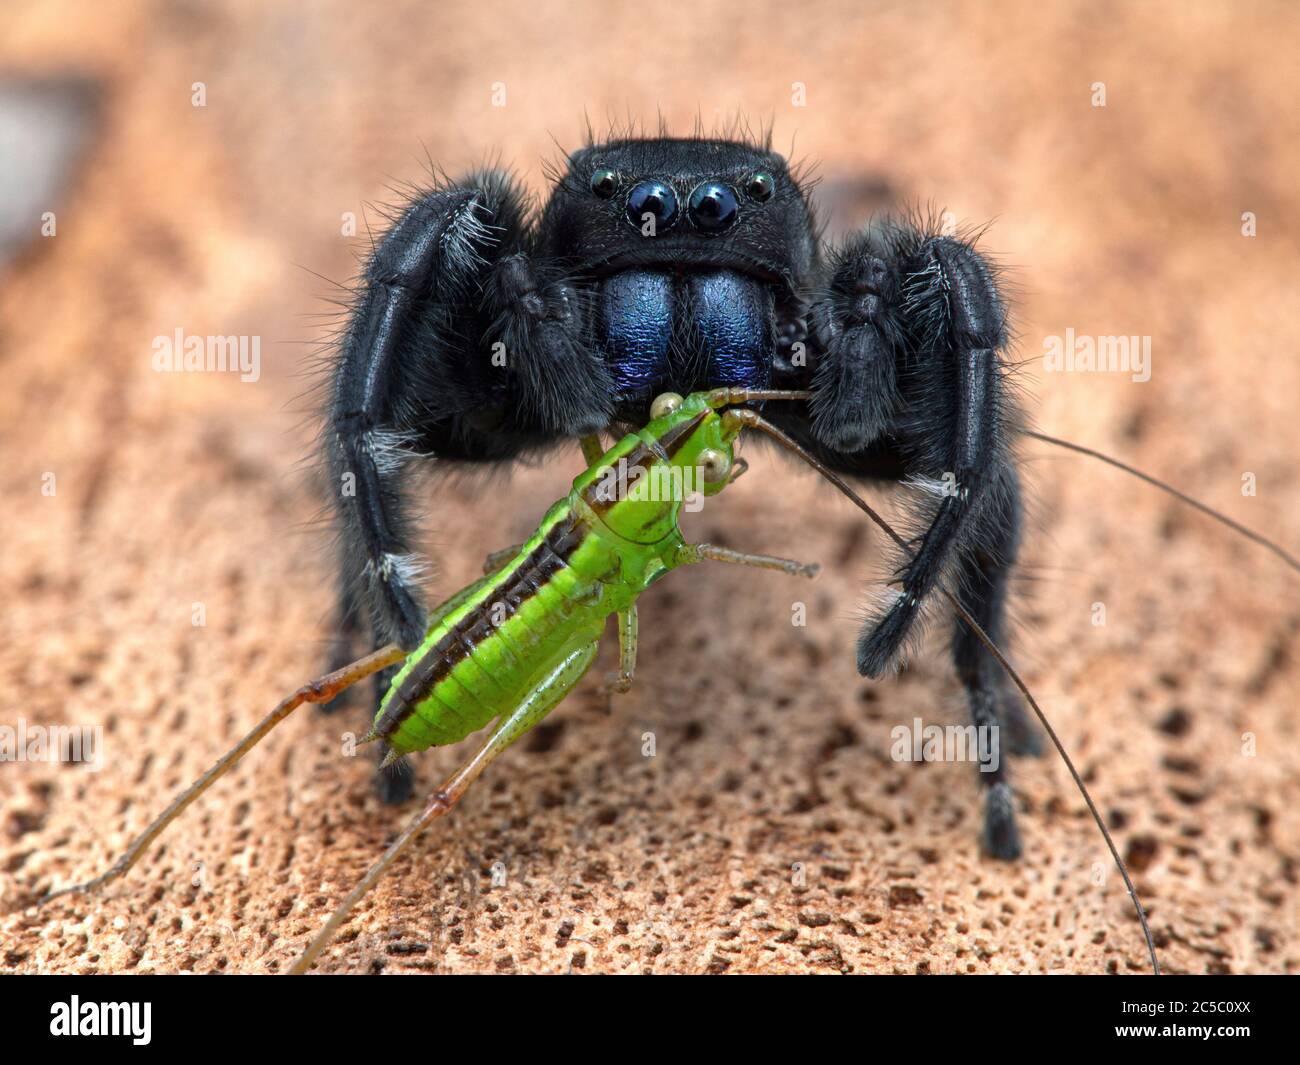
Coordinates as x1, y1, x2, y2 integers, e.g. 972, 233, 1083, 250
642, 390, 738, 499
577, 388, 812, 545
585, 391, 737, 544
638, 387, 815, 494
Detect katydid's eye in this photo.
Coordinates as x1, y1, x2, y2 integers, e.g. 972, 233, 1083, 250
590, 169, 619, 198
650, 392, 684, 419
697, 448, 731, 484
746, 171, 775, 201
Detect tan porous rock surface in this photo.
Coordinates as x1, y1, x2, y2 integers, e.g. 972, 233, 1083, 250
1, 0, 1297, 974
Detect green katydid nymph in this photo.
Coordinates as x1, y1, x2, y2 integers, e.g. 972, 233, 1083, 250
366, 387, 819, 765
36, 387, 1161, 974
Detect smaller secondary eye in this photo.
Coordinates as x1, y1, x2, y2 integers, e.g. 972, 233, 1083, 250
649, 392, 684, 419
697, 447, 732, 484
746, 172, 775, 201
590, 169, 619, 198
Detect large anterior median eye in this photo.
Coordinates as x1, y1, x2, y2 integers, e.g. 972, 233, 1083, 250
687, 182, 739, 233
697, 447, 732, 484
626, 180, 679, 232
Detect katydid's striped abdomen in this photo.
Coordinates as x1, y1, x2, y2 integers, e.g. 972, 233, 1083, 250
371, 504, 624, 755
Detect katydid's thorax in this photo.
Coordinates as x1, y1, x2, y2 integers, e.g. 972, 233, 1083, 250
571, 423, 695, 550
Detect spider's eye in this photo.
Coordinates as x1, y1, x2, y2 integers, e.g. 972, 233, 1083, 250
687, 182, 739, 233
626, 180, 679, 232
590, 169, 619, 198
746, 171, 775, 202
649, 392, 684, 420
697, 448, 732, 484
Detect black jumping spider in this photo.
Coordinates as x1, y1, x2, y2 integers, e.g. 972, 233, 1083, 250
324, 134, 1034, 859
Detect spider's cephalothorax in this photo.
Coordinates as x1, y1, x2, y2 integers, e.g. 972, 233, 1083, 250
325, 135, 1034, 859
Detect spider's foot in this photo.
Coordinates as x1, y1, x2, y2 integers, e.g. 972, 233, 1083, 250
810, 392, 874, 453
550, 389, 613, 439
1002, 691, 1044, 757
982, 782, 1022, 861
856, 594, 918, 678
375, 755, 415, 805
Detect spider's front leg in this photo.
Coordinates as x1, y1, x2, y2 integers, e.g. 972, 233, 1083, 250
806, 230, 905, 452
325, 172, 611, 799
803, 228, 1035, 857
848, 233, 1010, 677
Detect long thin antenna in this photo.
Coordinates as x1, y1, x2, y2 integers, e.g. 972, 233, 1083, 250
1024, 430, 1299, 574
735, 410, 1160, 976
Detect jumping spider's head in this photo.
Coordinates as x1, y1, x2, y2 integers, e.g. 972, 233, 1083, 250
539, 138, 817, 298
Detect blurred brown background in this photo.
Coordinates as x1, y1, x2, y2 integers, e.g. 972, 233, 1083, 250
1, 0, 1297, 974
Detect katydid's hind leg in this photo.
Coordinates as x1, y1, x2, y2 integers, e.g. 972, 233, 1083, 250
291, 641, 599, 974
320, 572, 367, 714
678, 543, 820, 580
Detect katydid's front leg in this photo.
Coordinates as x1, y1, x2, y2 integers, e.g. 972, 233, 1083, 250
674, 542, 820, 580
482, 543, 526, 575
602, 607, 638, 696
483, 441, 605, 576
291, 640, 599, 974
579, 433, 605, 465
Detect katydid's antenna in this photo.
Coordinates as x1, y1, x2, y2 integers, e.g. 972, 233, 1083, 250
1024, 430, 1299, 574
736, 408, 1161, 976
